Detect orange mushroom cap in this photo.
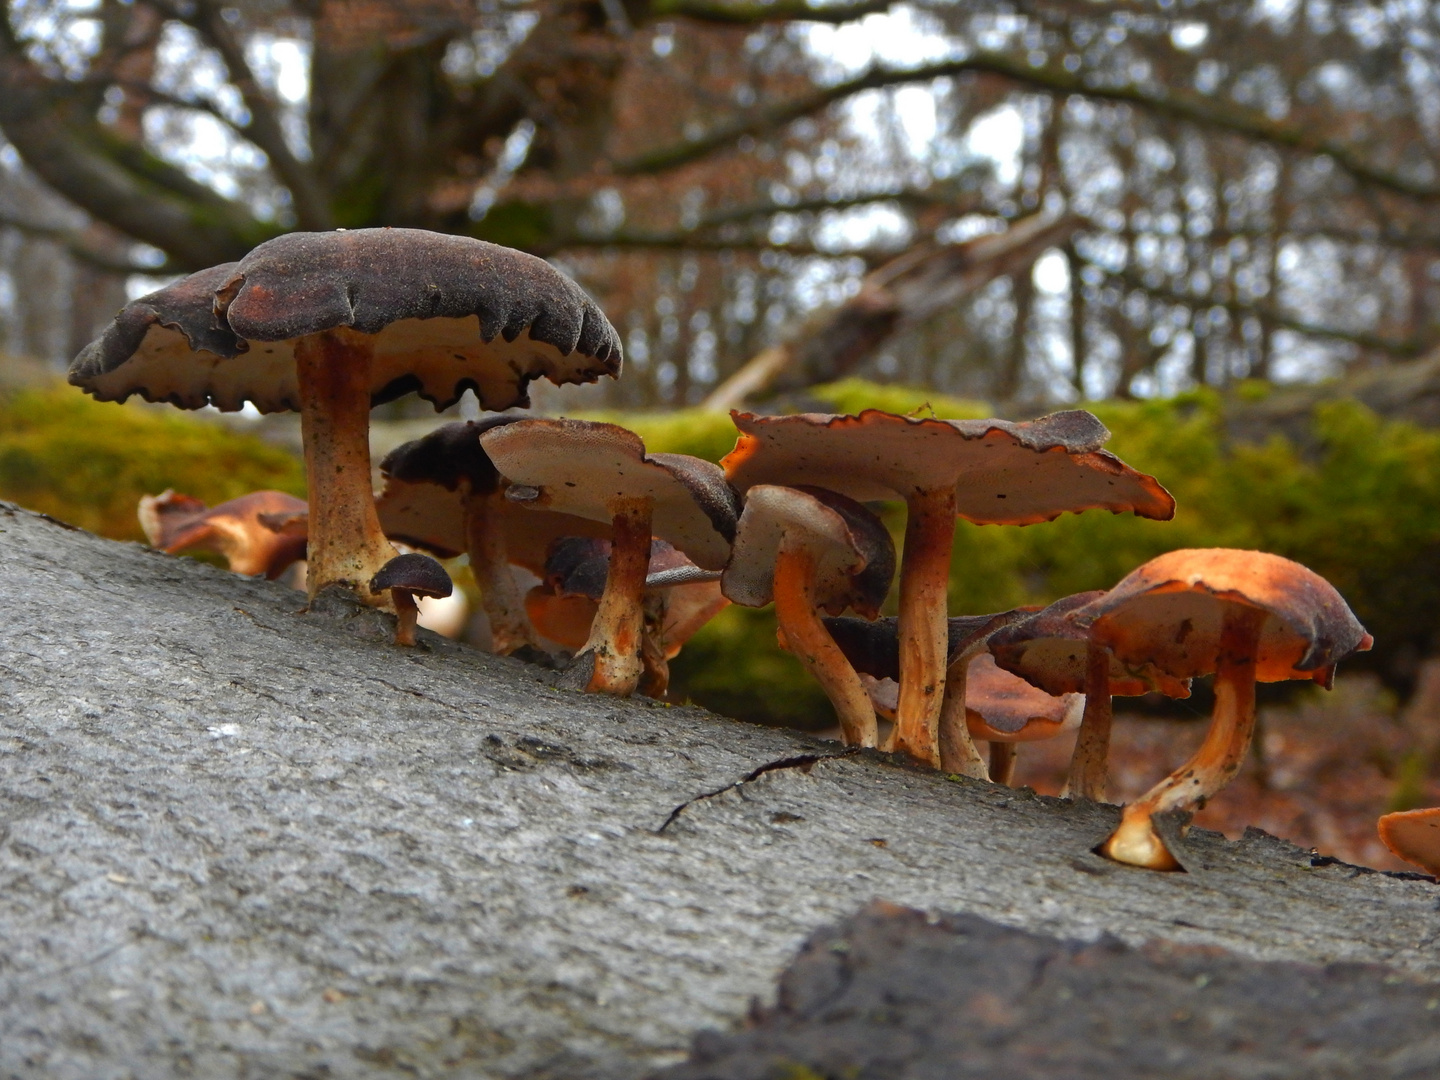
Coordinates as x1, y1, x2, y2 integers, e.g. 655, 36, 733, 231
989, 591, 1191, 699
137, 489, 308, 579
1378, 808, 1440, 876
721, 409, 1175, 525
963, 653, 1084, 743
1075, 549, 1372, 687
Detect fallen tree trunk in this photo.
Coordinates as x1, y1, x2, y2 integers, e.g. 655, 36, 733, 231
1, 501, 1438, 1079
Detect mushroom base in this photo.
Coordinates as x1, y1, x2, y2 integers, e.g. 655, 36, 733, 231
773, 540, 877, 748
466, 492, 538, 655
582, 498, 652, 696
391, 591, 420, 647
937, 650, 989, 779
295, 328, 396, 606
1101, 604, 1266, 871
988, 741, 1017, 785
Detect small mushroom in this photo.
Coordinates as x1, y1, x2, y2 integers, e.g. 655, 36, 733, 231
825, 608, 1037, 766
1377, 808, 1440, 875
71, 230, 622, 605
722, 408, 1174, 772
721, 485, 895, 746
526, 536, 728, 697
1076, 549, 1372, 871
377, 417, 608, 654
988, 591, 1192, 802
137, 489, 308, 579
962, 653, 1085, 785
369, 553, 454, 647
482, 419, 738, 696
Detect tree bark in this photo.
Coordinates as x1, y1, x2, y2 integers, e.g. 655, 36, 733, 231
2, 501, 1438, 1079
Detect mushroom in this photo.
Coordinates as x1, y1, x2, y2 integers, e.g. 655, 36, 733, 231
825, 608, 1037, 764
1377, 808, 1440, 876
525, 536, 729, 697
988, 591, 1192, 802
1075, 548, 1372, 871
481, 419, 738, 696
962, 653, 1085, 785
369, 552, 454, 647
722, 408, 1174, 773
376, 417, 608, 654
137, 489, 308, 579
70, 229, 622, 605
720, 485, 895, 746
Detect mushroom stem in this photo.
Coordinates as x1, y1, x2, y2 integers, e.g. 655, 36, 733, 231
584, 497, 652, 696
465, 492, 538, 655
892, 486, 958, 767
988, 741, 1017, 785
392, 591, 420, 647
938, 652, 989, 778
294, 327, 395, 605
638, 591, 670, 699
1101, 603, 1267, 870
1065, 640, 1114, 801
773, 539, 878, 748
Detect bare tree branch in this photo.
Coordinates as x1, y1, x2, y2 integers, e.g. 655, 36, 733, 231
650, 0, 897, 25
613, 52, 1440, 203
0, 210, 173, 274
151, 0, 332, 231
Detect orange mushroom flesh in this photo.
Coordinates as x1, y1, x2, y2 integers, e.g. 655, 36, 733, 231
377, 417, 561, 655
526, 537, 730, 698
484, 419, 738, 697
987, 591, 1191, 802
1377, 808, 1440, 876
825, 608, 1036, 769
722, 409, 1174, 771
723, 485, 896, 748
138, 489, 309, 580
1078, 549, 1372, 871
962, 653, 1084, 785
369, 552, 454, 647
72, 230, 622, 608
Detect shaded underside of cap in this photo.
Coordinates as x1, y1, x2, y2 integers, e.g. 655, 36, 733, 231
722, 409, 1174, 524
72, 229, 622, 413
380, 416, 524, 495
721, 485, 890, 616
987, 591, 1191, 698
375, 476, 607, 571
481, 418, 738, 571
1078, 548, 1371, 682
964, 652, 1084, 740
824, 609, 1034, 681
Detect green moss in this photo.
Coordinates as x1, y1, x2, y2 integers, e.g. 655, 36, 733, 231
470, 201, 555, 254
0, 385, 305, 542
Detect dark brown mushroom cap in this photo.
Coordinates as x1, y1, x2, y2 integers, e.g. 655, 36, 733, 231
376, 440, 608, 571
543, 537, 701, 601
70, 229, 622, 413
721, 409, 1175, 525
824, 608, 1036, 682
964, 653, 1085, 742
69, 264, 245, 406
137, 488, 309, 579
379, 416, 525, 495
722, 485, 895, 618
370, 552, 453, 599
480, 418, 739, 571
988, 591, 1192, 699
1075, 548, 1373, 687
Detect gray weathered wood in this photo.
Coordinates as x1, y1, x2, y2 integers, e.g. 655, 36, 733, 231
1, 502, 1437, 1079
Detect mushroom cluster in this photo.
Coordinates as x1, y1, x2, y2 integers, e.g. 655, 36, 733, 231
84, 228, 1376, 875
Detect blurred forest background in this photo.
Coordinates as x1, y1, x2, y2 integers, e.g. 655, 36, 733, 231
3, 0, 1440, 867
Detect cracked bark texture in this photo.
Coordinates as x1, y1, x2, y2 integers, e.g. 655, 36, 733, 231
2, 501, 1440, 1079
